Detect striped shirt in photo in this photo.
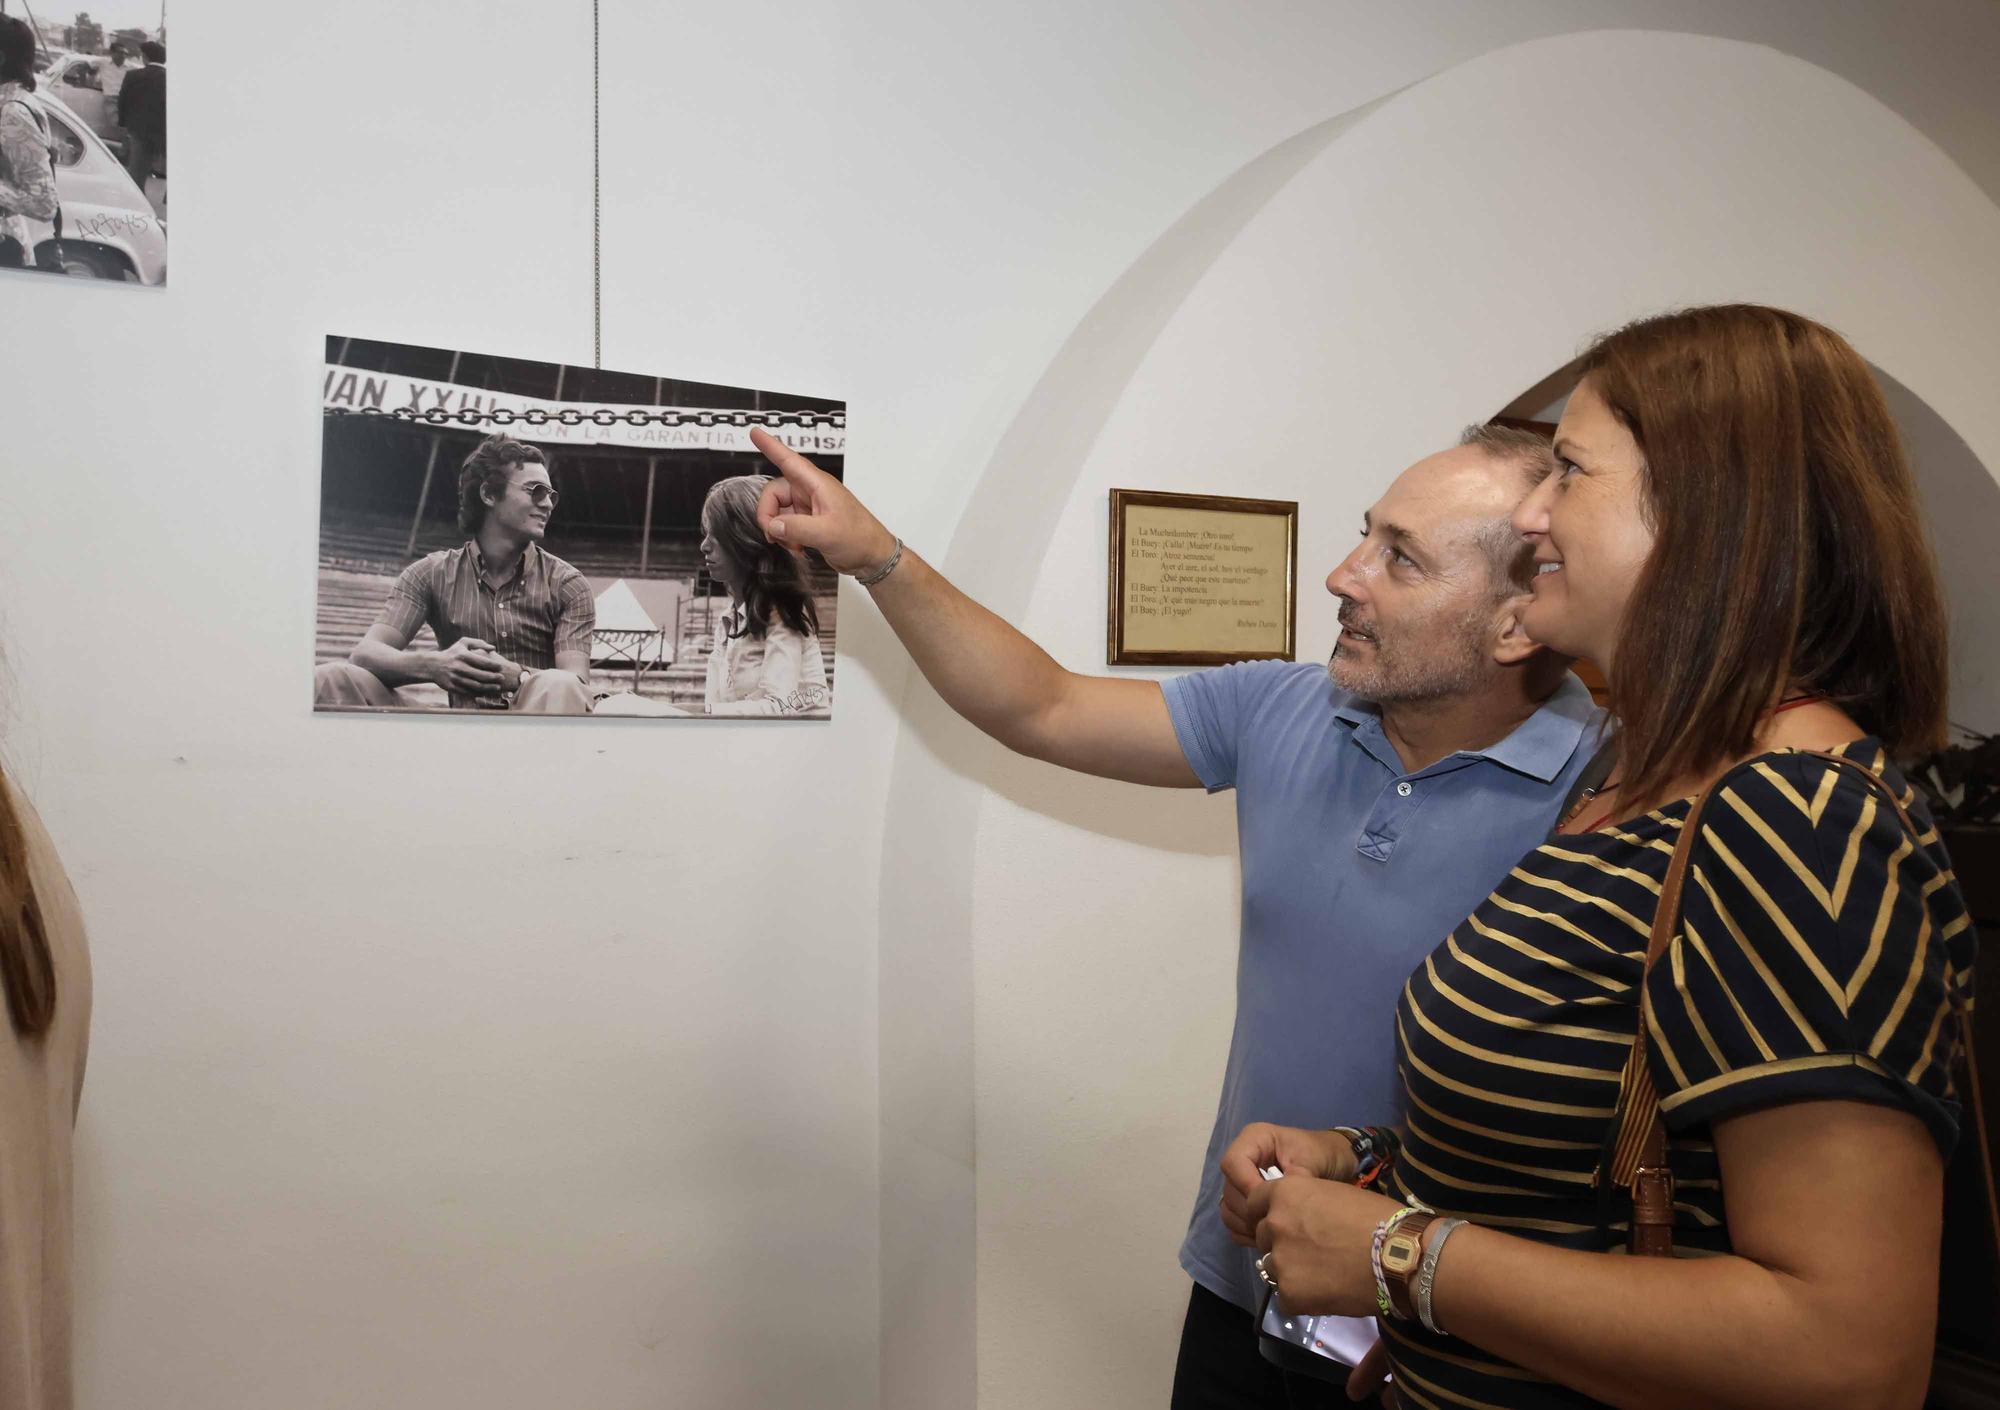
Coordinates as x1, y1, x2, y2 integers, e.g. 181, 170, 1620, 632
376, 542, 596, 707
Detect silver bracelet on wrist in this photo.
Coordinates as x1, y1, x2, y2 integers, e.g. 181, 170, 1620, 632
853, 537, 904, 588
1414, 1215, 1467, 1335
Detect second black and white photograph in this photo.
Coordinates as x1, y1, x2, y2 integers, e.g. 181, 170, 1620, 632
314, 335, 844, 720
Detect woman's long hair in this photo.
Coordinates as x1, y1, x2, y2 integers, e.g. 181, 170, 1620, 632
1581, 304, 1949, 802
702, 475, 819, 640
0, 17, 38, 90
0, 766, 54, 1038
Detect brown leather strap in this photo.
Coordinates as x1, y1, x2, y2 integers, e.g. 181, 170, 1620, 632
1600, 749, 1956, 1257
1381, 1210, 1439, 1321
1602, 781, 1719, 1194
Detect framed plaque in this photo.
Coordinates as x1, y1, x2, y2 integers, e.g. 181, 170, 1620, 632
1108, 489, 1298, 666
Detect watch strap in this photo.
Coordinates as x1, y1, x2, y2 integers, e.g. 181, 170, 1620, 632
1380, 1210, 1438, 1320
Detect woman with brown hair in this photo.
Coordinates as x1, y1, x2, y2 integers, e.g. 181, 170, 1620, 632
1219, 305, 1974, 1409
698, 474, 830, 716
1, 754, 91, 1409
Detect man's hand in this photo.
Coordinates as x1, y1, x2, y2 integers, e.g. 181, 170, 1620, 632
1220, 1124, 1355, 1245
427, 638, 507, 696
749, 427, 897, 576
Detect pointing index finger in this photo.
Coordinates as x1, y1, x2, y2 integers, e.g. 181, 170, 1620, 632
748, 426, 830, 488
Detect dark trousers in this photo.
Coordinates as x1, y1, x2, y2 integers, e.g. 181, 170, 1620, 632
123, 133, 162, 187
1171, 1283, 1366, 1410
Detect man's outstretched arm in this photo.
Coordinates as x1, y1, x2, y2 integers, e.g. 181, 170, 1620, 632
751, 429, 1198, 787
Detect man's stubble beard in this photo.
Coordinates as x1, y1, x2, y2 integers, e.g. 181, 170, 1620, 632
1327, 599, 1496, 706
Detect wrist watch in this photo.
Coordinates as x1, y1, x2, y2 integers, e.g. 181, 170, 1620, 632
494, 666, 534, 708
1379, 1210, 1438, 1320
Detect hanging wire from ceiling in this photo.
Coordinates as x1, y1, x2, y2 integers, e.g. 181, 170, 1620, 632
592, 0, 602, 369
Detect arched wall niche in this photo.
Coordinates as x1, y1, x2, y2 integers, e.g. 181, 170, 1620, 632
877, 29, 2000, 1409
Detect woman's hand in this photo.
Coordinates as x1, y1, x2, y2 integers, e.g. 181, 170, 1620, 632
1247, 1175, 1406, 1317
1218, 1124, 1355, 1245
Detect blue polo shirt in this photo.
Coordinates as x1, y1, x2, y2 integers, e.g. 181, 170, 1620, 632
1160, 660, 1603, 1312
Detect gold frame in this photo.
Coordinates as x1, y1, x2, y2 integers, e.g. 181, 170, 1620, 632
1107, 489, 1299, 666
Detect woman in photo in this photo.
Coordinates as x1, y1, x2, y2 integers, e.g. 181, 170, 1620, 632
700, 474, 830, 717
2, 746, 92, 1408
0, 16, 61, 273
1221, 304, 1973, 1410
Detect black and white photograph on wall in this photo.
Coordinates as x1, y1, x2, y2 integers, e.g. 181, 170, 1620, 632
315, 335, 844, 720
0, 0, 167, 285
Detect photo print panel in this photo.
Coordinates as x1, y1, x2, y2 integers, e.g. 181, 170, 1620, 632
0, 6, 168, 285
314, 336, 844, 720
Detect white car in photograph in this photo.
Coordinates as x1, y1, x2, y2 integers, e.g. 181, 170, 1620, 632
18, 85, 165, 285
36, 50, 128, 153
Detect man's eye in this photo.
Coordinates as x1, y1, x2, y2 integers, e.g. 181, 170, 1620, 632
1390, 548, 1414, 568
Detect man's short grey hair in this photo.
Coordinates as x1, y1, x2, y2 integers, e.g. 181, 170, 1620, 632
1459, 423, 1556, 594
1460, 422, 1557, 492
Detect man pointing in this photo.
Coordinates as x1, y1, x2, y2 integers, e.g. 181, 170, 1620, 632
750, 425, 1600, 1408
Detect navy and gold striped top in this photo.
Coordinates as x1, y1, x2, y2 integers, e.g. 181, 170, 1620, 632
1381, 739, 1975, 1410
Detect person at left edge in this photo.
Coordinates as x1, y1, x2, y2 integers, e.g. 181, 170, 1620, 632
0, 17, 60, 273
314, 433, 596, 713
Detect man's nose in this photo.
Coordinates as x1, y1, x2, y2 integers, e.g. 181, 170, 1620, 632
1513, 477, 1555, 538
1325, 548, 1367, 600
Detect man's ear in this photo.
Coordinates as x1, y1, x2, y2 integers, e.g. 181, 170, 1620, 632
1490, 591, 1542, 667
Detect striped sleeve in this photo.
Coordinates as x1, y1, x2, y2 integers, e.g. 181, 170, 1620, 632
1644, 752, 1970, 1157
552, 566, 597, 659
374, 557, 436, 641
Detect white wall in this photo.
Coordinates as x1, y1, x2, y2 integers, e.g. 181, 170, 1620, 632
1, 5, 1997, 1410
1879, 374, 2000, 731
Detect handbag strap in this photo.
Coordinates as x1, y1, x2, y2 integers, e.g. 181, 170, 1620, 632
1598, 748, 1943, 1256
1550, 737, 1621, 842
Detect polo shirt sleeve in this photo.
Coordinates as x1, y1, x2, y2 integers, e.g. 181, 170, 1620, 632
374, 557, 436, 641
1643, 752, 1973, 1158
1158, 660, 1295, 792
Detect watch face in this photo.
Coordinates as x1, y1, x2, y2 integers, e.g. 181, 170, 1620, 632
1383, 1233, 1424, 1271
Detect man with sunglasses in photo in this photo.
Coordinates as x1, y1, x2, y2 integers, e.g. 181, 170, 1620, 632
314, 433, 596, 713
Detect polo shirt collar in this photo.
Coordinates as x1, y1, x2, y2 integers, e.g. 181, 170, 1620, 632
1476, 673, 1599, 781
1331, 671, 1599, 782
